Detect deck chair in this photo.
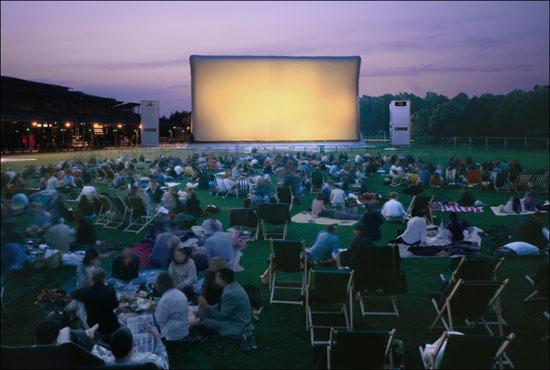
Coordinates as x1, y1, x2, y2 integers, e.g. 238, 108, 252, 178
418, 331, 515, 369
531, 173, 549, 193
103, 194, 129, 229
277, 186, 294, 210
494, 172, 511, 192
229, 208, 259, 240
444, 168, 456, 187
257, 203, 290, 240
1, 342, 105, 369
440, 256, 505, 285
326, 328, 396, 370
269, 239, 307, 305
306, 268, 354, 345
466, 169, 481, 188
95, 194, 113, 226
404, 194, 434, 224
430, 278, 509, 336
310, 170, 324, 193
94, 167, 106, 182
125, 196, 159, 233
353, 245, 405, 317
524, 272, 549, 303
512, 174, 533, 192
235, 178, 251, 198
103, 167, 116, 184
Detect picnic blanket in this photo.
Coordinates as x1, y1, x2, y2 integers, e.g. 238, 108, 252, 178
394, 242, 481, 259
431, 202, 484, 213
291, 211, 358, 226
490, 206, 547, 216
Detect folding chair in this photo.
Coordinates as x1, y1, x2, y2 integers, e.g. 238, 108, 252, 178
94, 167, 106, 182
306, 268, 354, 345
277, 186, 294, 211
124, 196, 159, 233
466, 169, 481, 188
404, 194, 434, 224
326, 328, 396, 370
95, 194, 113, 226
440, 256, 505, 285
310, 170, 324, 193
103, 194, 129, 229
418, 331, 515, 369
235, 178, 251, 198
494, 172, 511, 192
512, 174, 533, 192
531, 173, 549, 194
229, 208, 259, 240
353, 245, 404, 317
257, 203, 290, 240
430, 278, 509, 336
268, 239, 307, 305
524, 273, 548, 303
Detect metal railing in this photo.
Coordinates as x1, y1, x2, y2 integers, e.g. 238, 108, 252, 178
365, 136, 549, 151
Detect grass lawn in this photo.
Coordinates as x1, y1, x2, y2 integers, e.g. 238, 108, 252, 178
1, 146, 549, 369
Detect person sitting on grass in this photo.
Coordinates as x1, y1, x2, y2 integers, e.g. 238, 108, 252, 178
202, 257, 228, 305
198, 268, 256, 350
336, 223, 373, 268
310, 194, 361, 220
361, 200, 385, 242
108, 248, 146, 288
391, 209, 428, 246
153, 272, 190, 344
499, 196, 522, 214
25, 201, 53, 237
34, 320, 98, 350
447, 212, 468, 242
168, 246, 198, 302
521, 192, 536, 212
381, 192, 407, 221
92, 327, 168, 369
71, 268, 120, 341
457, 186, 475, 207
305, 224, 340, 266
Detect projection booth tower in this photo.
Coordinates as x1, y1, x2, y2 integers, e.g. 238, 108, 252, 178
389, 100, 411, 146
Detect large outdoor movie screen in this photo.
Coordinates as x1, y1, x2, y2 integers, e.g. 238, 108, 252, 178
190, 55, 361, 142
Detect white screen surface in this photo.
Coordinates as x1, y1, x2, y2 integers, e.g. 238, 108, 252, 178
190, 56, 360, 142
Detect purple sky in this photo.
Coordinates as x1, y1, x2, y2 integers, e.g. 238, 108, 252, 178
1, 1, 549, 115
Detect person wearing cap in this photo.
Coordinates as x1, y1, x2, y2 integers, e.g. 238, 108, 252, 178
336, 223, 373, 268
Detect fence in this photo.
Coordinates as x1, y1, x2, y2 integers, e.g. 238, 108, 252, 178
366, 136, 549, 151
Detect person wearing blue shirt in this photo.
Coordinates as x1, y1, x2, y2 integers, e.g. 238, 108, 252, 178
305, 225, 340, 263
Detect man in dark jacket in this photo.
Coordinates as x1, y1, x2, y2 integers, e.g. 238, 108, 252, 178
361, 200, 384, 242
71, 268, 120, 340
337, 223, 373, 267
108, 248, 145, 288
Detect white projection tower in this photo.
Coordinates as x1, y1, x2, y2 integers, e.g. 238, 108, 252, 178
389, 100, 411, 146
140, 100, 159, 147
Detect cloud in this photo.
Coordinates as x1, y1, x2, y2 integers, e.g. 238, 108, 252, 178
57, 58, 190, 71
362, 63, 533, 77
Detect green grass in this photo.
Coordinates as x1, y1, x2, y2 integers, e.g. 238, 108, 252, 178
1, 147, 549, 369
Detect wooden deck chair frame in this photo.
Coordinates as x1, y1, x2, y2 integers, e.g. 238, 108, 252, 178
124, 196, 159, 233
269, 239, 307, 305
327, 328, 396, 370
94, 194, 113, 226
404, 195, 435, 224
523, 274, 548, 302
418, 331, 515, 370
430, 278, 509, 336
103, 194, 128, 229
305, 269, 354, 345
494, 172, 511, 192
439, 256, 505, 284
512, 174, 533, 192
356, 292, 399, 318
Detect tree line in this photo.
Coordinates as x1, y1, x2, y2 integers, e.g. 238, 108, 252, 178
359, 85, 549, 138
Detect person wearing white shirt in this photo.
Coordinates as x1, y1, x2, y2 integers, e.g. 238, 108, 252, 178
381, 192, 407, 221
393, 209, 428, 245
330, 185, 346, 210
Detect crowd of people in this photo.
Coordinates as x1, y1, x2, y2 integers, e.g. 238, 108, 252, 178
1, 150, 549, 368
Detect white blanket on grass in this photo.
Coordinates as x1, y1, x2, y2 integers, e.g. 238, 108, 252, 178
291, 211, 358, 226
490, 206, 546, 216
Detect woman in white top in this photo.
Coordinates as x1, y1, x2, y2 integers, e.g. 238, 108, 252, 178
393, 209, 428, 245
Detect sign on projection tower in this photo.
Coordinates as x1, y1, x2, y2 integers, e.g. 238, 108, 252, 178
140, 100, 159, 147
190, 55, 361, 142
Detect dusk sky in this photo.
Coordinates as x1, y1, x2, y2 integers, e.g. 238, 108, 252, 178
1, 1, 549, 115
